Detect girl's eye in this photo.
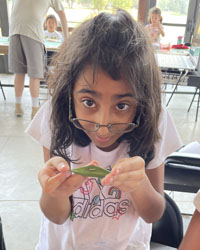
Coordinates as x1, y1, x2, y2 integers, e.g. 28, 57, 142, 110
82, 99, 95, 108
117, 103, 129, 111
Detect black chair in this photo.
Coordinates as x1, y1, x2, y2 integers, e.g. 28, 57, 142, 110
151, 192, 183, 248
0, 217, 6, 250
164, 150, 200, 193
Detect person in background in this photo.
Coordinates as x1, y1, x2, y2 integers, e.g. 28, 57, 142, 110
179, 190, 200, 250
8, 0, 68, 119
44, 14, 63, 41
145, 7, 165, 44
26, 9, 182, 250
44, 14, 63, 66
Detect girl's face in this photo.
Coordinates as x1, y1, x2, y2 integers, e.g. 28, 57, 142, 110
46, 18, 57, 32
73, 66, 137, 152
151, 14, 161, 25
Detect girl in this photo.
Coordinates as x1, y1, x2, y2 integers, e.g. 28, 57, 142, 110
26, 9, 182, 250
145, 7, 165, 43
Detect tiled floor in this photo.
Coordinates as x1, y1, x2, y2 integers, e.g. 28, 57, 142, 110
0, 73, 200, 250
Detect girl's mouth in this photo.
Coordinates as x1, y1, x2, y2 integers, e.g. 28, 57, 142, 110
95, 135, 111, 143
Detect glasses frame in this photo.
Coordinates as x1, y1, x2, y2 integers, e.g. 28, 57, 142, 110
68, 96, 140, 134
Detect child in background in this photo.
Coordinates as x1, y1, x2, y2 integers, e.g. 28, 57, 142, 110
26, 9, 182, 250
44, 14, 63, 41
145, 7, 165, 43
44, 14, 63, 65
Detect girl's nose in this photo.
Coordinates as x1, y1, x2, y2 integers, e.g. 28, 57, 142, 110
95, 110, 111, 135
96, 110, 110, 126
97, 125, 110, 136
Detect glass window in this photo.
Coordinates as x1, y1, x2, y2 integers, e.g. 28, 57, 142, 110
156, 0, 190, 44
47, 0, 139, 30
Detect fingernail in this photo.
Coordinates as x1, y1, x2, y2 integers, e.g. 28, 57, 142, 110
115, 168, 120, 174
112, 167, 120, 175
58, 163, 67, 171
91, 160, 98, 166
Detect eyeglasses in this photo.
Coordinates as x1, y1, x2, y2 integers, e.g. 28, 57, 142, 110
69, 97, 139, 134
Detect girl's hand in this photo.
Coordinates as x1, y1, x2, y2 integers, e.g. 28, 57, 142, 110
101, 156, 147, 193
157, 22, 162, 29
157, 22, 165, 36
38, 156, 88, 198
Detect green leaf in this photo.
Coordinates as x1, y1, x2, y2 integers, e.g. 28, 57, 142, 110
71, 165, 110, 178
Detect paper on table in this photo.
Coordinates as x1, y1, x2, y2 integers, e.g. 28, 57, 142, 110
179, 141, 200, 154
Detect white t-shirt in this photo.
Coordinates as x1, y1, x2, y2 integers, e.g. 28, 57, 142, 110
44, 30, 63, 41
9, 0, 64, 44
26, 101, 182, 250
145, 24, 163, 43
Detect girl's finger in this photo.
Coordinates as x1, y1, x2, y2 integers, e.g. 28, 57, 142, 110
111, 156, 145, 175
62, 174, 87, 189
41, 171, 71, 193
86, 160, 99, 167
47, 156, 70, 172
38, 156, 70, 191
112, 170, 145, 185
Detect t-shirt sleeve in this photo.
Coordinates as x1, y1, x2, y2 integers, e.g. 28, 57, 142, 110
25, 101, 52, 150
147, 107, 183, 169
194, 190, 200, 212
50, 0, 64, 11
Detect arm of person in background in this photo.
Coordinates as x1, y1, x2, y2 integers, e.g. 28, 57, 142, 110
158, 22, 165, 37
178, 209, 200, 250
179, 191, 200, 250
56, 10, 69, 40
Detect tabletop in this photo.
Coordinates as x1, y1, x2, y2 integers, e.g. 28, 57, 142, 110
0, 36, 62, 55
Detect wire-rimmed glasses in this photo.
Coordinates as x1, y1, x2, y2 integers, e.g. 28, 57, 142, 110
69, 97, 139, 134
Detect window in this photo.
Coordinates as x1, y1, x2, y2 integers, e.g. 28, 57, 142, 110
193, 11, 200, 44
156, 0, 190, 44
47, 0, 139, 30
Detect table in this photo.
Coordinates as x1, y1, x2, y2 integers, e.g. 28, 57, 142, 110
155, 49, 198, 105
150, 242, 176, 249
0, 36, 62, 55
156, 48, 200, 121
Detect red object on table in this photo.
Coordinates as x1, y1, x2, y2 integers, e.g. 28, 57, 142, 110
160, 43, 171, 51
171, 44, 189, 49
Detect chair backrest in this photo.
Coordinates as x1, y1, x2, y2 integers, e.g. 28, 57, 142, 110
0, 217, 6, 250
151, 193, 183, 248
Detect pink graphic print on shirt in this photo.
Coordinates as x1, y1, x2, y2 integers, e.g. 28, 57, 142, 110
70, 167, 130, 221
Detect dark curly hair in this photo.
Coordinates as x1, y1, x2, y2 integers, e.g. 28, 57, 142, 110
48, 9, 162, 166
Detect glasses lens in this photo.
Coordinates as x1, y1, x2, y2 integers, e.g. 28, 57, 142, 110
72, 119, 138, 133
73, 119, 99, 132
110, 123, 136, 133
